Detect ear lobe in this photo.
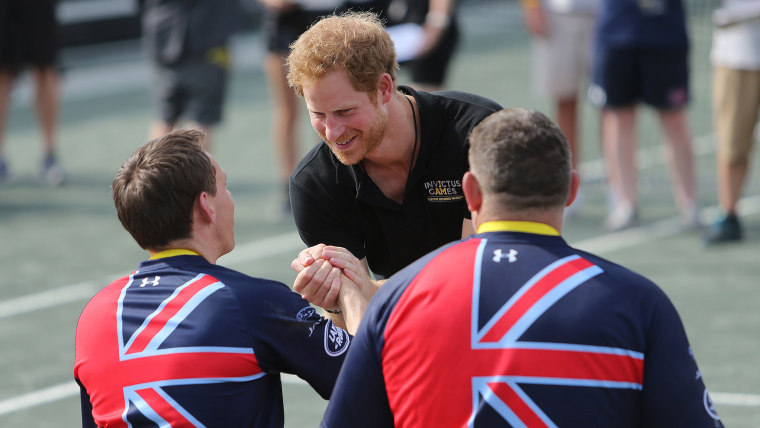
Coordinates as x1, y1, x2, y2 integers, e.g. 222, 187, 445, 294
198, 192, 215, 222
378, 73, 394, 104
463, 171, 483, 214
566, 171, 580, 207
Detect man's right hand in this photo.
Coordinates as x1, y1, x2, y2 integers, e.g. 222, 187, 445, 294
291, 244, 379, 310
291, 244, 342, 310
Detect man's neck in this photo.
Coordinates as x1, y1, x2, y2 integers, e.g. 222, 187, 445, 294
361, 92, 419, 204
149, 237, 220, 264
475, 208, 564, 235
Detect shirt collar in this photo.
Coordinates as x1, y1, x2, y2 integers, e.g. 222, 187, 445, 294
477, 221, 560, 236
149, 249, 200, 260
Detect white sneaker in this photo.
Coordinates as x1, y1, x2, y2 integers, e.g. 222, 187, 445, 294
41, 153, 65, 187
679, 203, 702, 230
605, 203, 638, 232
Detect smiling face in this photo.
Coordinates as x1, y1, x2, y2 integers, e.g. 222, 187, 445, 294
304, 70, 389, 165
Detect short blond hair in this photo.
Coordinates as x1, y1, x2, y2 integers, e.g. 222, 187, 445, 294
286, 12, 399, 97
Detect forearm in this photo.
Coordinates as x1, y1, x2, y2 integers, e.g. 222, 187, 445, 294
337, 277, 369, 335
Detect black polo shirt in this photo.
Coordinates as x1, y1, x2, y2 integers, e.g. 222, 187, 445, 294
289, 86, 501, 278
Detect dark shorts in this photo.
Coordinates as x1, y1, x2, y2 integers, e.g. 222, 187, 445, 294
264, 9, 330, 54
589, 46, 689, 110
154, 48, 229, 126
0, 0, 59, 72
405, 21, 459, 86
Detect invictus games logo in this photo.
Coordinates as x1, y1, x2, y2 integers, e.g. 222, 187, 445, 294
424, 179, 463, 203
324, 320, 350, 357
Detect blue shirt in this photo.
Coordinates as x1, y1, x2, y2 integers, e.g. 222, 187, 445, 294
596, 0, 688, 49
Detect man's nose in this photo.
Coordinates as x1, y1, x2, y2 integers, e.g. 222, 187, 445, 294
324, 117, 345, 142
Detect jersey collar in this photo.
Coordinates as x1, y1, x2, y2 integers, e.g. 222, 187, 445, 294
149, 249, 200, 260
477, 221, 560, 236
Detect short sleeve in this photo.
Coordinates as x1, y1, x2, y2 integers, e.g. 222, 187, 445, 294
320, 306, 394, 427
247, 283, 352, 399
640, 289, 724, 427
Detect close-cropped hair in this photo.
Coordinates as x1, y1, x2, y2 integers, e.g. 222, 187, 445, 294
468, 108, 572, 211
286, 11, 399, 97
112, 129, 215, 250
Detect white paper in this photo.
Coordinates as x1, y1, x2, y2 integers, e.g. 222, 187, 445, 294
713, 1, 760, 27
387, 23, 426, 62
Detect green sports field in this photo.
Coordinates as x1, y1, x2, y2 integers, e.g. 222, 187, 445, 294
1, 0, 758, 426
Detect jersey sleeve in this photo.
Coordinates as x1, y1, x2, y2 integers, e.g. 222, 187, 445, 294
289, 157, 367, 260
246, 281, 352, 399
76, 379, 98, 428
320, 302, 395, 427
640, 287, 724, 427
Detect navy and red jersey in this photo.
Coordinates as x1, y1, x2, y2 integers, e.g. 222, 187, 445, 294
322, 222, 723, 427
74, 252, 350, 428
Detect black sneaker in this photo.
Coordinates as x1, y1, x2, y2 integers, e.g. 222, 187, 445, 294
704, 214, 742, 245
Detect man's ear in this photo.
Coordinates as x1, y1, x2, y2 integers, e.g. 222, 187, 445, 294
463, 171, 483, 215
378, 73, 394, 104
197, 191, 215, 223
566, 170, 580, 208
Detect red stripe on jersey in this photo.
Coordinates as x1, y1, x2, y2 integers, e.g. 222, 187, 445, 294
479, 257, 594, 343
381, 239, 643, 427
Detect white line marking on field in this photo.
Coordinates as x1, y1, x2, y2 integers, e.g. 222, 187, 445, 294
573, 194, 760, 254
0, 379, 756, 418
711, 391, 760, 407
0, 231, 304, 321
2, 133, 758, 417
0, 134, 723, 320
0, 374, 309, 417
0, 382, 79, 416
0, 282, 97, 320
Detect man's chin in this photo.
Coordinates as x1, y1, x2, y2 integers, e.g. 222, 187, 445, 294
330, 148, 362, 165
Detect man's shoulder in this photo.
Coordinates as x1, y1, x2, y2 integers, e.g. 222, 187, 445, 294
207, 264, 292, 295
429, 89, 503, 112
290, 142, 336, 184
571, 247, 666, 299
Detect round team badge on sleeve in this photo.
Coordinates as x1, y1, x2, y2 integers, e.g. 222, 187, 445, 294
703, 389, 720, 420
296, 306, 318, 321
324, 320, 350, 356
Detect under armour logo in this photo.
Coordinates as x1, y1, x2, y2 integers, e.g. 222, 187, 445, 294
140, 276, 161, 287
492, 249, 518, 263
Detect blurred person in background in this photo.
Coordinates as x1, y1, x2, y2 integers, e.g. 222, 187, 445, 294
257, 0, 343, 219
705, 0, 760, 244
141, 0, 245, 152
386, 0, 459, 91
588, 0, 699, 231
259, 0, 389, 219
521, 0, 600, 217
0, 0, 64, 186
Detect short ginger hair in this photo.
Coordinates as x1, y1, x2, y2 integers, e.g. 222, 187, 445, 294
286, 11, 399, 97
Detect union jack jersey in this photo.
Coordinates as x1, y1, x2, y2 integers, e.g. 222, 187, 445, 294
75, 254, 350, 428
322, 223, 723, 427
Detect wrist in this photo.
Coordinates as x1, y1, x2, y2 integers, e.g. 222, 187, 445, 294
425, 11, 450, 29
324, 307, 343, 314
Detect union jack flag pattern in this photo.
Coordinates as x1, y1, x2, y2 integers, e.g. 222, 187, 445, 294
76, 255, 349, 428
322, 231, 723, 428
